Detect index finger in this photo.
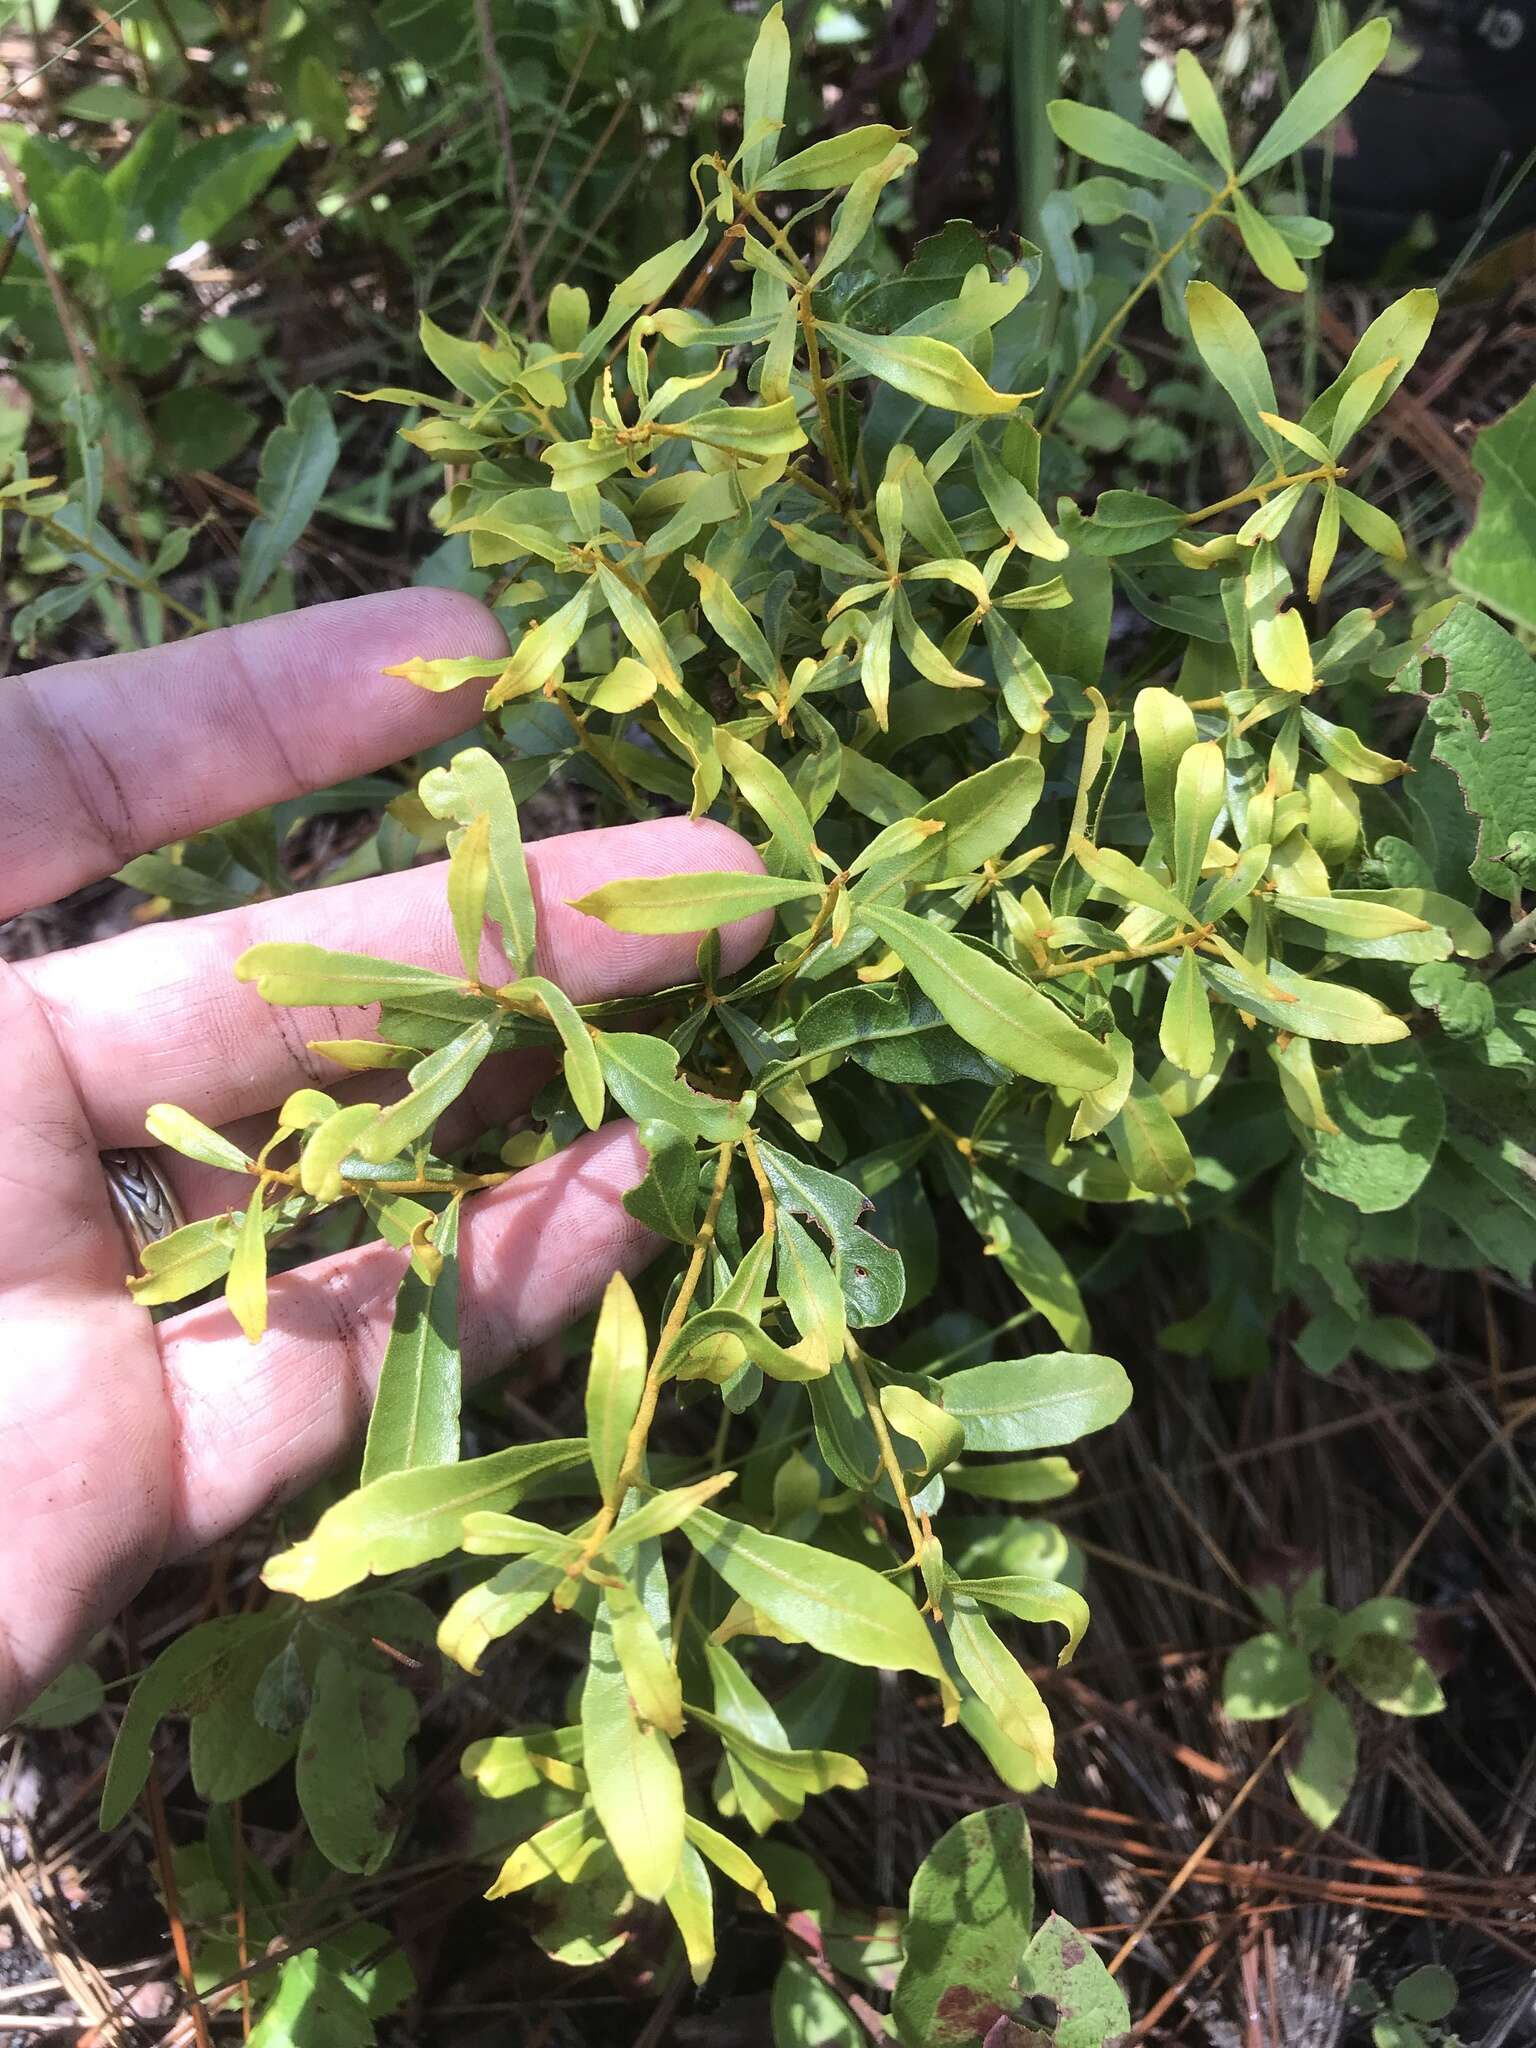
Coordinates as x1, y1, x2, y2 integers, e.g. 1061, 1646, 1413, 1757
2, 589, 507, 920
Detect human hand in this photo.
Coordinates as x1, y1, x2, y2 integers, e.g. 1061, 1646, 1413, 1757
0, 590, 770, 1725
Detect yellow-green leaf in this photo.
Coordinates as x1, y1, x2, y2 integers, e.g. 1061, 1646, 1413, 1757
759, 123, 906, 191
1253, 610, 1316, 695
587, 1271, 646, 1499
144, 1104, 252, 1174
1159, 947, 1216, 1077
446, 812, 491, 979
973, 443, 1067, 558
484, 581, 595, 708
860, 902, 1117, 1090
947, 1597, 1055, 1779
263, 1440, 589, 1601
500, 976, 604, 1129
1172, 740, 1226, 902
820, 321, 1027, 416
571, 869, 818, 933
581, 1597, 685, 1901
683, 1508, 947, 1684
225, 1190, 269, 1343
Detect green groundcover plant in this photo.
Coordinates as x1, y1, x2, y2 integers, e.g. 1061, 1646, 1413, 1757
52, 9, 1536, 2038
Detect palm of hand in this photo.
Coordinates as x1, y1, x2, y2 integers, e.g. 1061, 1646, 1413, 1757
0, 590, 766, 1724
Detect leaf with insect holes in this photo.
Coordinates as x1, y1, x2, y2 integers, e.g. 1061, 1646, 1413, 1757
890, 1805, 1036, 2048
1020, 1915, 1131, 2047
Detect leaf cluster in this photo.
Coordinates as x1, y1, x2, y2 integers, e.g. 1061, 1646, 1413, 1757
95, 7, 1536, 2026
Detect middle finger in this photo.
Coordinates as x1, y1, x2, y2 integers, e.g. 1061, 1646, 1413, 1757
21, 817, 768, 1147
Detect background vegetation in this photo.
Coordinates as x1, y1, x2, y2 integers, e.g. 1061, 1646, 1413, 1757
2, 2, 1533, 2044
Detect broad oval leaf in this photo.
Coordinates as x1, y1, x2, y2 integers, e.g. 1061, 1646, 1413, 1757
940, 1352, 1131, 1453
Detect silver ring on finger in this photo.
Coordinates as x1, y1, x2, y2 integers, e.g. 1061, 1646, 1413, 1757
101, 1147, 186, 1260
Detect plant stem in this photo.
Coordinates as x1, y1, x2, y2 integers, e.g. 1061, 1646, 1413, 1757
1041, 174, 1236, 433
1183, 461, 1344, 527
580, 1140, 738, 1563
29, 506, 213, 633
797, 287, 856, 500
1037, 925, 1212, 980
849, 1352, 927, 1561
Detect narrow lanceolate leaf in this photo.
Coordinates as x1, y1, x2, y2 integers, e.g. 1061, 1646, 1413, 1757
956, 1574, 1091, 1663
688, 560, 778, 687
947, 1597, 1055, 1778
485, 580, 594, 708
684, 1816, 776, 1911
740, 1, 790, 187
1240, 19, 1392, 184
819, 321, 1027, 416
500, 976, 604, 1129
351, 1021, 496, 1164
235, 386, 339, 613
225, 1189, 269, 1343
593, 1033, 750, 1143
144, 1104, 251, 1174
446, 813, 492, 979
941, 1352, 1132, 1453
1134, 686, 1198, 855
1336, 487, 1406, 561
486, 1806, 604, 1898
1176, 47, 1233, 168
1201, 958, 1409, 1043
1046, 99, 1212, 189
664, 1844, 715, 1986
860, 902, 1117, 1090
715, 730, 822, 880
571, 870, 818, 934
359, 1199, 461, 1484
1231, 188, 1305, 291
1172, 739, 1226, 903
1185, 283, 1281, 457
235, 943, 471, 1010
683, 1508, 946, 1683
438, 1555, 567, 1673
587, 1271, 646, 1500
758, 123, 906, 191
605, 1584, 684, 1735
262, 1440, 589, 1600
581, 1597, 686, 1901
1160, 947, 1216, 1077
973, 442, 1067, 558
418, 747, 538, 980
1072, 837, 1195, 928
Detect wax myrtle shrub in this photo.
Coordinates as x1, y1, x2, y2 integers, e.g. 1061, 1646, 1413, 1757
85, 9, 1536, 2039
